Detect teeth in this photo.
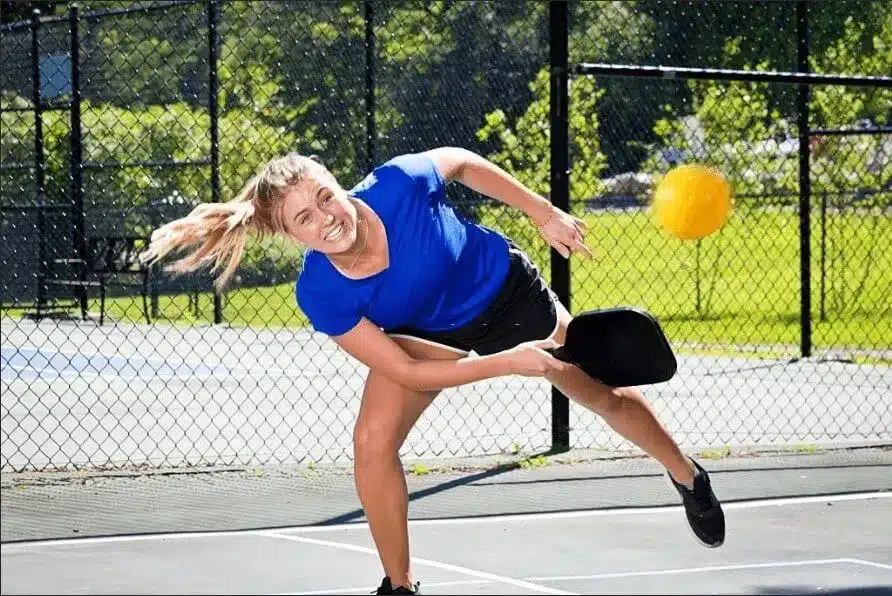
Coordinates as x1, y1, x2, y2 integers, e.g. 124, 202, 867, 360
325, 224, 343, 242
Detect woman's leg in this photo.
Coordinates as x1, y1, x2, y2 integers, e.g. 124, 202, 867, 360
353, 338, 464, 591
544, 301, 725, 546
545, 302, 695, 481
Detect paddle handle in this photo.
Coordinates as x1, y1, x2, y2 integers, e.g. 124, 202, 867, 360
545, 346, 572, 364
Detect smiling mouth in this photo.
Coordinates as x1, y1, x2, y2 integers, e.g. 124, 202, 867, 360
324, 223, 345, 242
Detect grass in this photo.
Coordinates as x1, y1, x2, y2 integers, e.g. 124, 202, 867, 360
697, 446, 733, 460
565, 207, 891, 355
8, 206, 890, 357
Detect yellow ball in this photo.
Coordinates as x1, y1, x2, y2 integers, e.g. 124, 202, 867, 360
651, 164, 732, 240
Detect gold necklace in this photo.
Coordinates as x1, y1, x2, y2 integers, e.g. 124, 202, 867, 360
345, 218, 368, 272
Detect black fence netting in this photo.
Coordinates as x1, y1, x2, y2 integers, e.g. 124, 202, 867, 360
1, 0, 888, 473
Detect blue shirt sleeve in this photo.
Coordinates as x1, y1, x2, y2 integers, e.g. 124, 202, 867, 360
375, 152, 446, 206
295, 266, 362, 337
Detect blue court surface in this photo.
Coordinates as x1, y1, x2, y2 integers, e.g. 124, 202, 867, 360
2, 493, 890, 595
1, 346, 234, 382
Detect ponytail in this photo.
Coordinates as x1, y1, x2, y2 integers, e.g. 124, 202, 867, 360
140, 176, 260, 292
141, 152, 319, 292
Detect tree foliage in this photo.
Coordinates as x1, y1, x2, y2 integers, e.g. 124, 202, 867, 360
638, 12, 891, 201
2, 0, 888, 285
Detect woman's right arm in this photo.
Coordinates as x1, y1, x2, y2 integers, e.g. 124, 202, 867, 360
332, 318, 565, 392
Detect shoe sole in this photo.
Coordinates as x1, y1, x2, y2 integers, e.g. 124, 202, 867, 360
663, 470, 725, 549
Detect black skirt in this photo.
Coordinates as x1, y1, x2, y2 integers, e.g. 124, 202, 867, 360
387, 245, 559, 356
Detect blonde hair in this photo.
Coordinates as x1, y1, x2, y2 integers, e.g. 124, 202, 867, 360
140, 153, 325, 291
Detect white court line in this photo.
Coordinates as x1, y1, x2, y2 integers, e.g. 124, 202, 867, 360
526, 557, 888, 581
280, 579, 490, 595
2, 491, 889, 552
2, 367, 250, 383
259, 532, 574, 596
846, 558, 892, 570
4, 369, 324, 382
277, 558, 892, 595
326, 491, 892, 533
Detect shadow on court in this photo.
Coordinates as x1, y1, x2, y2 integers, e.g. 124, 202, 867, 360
2, 446, 889, 544
318, 448, 564, 526
317, 447, 892, 527
2, 447, 890, 595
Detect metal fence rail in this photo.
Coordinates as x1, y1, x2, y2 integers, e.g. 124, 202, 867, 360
1, 0, 889, 473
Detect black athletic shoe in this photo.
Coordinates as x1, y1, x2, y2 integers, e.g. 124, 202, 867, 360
374, 577, 420, 595
667, 457, 725, 548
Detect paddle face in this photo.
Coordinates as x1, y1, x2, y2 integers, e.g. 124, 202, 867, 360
549, 307, 677, 387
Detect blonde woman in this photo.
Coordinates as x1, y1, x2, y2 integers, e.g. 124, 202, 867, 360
142, 147, 725, 595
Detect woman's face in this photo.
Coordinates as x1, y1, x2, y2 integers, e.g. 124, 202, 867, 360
279, 173, 359, 254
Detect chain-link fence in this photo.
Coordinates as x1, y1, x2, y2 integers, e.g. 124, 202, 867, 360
555, 1, 891, 453
1, 1, 889, 474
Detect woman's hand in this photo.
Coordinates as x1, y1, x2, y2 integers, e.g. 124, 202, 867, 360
498, 339, 570, 378
534, 206, 593, 260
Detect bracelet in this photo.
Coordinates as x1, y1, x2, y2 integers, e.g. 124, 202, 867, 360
534, 205, 555, 228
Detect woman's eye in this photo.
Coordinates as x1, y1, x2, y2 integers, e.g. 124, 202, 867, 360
321, 195, 332, 203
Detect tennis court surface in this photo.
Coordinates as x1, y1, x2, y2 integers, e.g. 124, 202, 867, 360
3, 446, 891, 595
2, 318, 891, 594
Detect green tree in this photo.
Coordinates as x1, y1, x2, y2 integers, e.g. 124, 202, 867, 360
808, 12, 892, 198
476, 68, 607, 266
639, 12, 891, 199
373, 1, 549, 165
638, 37, 795, 197
477, 69, 606, 200
570, 1, 656, 175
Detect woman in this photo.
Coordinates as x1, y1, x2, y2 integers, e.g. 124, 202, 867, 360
141, 147, 725, 595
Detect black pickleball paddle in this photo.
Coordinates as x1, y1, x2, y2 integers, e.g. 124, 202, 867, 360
547, 307, 678, 387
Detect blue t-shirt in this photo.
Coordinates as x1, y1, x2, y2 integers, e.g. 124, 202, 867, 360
295, 153, 510, 336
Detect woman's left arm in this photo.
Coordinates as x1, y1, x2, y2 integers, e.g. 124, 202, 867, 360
424, 146, 592, 259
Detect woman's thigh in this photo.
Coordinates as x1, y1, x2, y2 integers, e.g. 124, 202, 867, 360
354, 336, 463, 453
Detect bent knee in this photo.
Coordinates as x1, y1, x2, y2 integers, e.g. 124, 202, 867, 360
353, 422, 399, 458
602, 387, 628, 415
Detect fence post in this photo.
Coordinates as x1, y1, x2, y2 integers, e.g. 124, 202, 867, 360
207, 0, 223, 324
796, 0, 812, 358
68, 4, 87, 316
549, 0, 570, 452
30, 9, 48, 315
364, 0, 376, 173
